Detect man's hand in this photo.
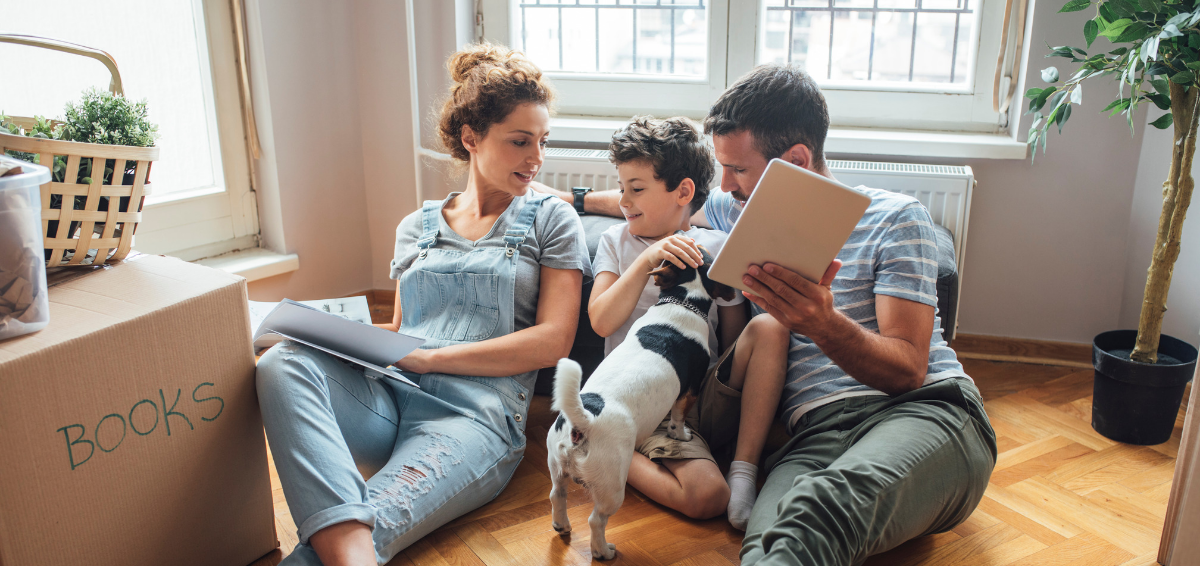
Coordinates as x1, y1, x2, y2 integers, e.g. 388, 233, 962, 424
741, 260, 842, 340
741, 259, 934, 396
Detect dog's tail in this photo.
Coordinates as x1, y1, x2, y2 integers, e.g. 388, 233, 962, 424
551, 358, 591, 432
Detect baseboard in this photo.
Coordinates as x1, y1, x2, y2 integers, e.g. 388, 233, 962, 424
952, 333, 1093, 369
360, 288, 1094, 370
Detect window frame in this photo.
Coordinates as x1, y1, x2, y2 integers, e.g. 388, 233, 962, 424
483, 0, 1011, 133
132, 0, 259, 261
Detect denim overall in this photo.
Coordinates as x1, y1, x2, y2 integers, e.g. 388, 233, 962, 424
256, 193, 550, 565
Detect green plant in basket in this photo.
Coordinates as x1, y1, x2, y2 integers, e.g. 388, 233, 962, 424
1, 114, 60, 165
1025, 0, 1197, 365
2, 91, 158, 262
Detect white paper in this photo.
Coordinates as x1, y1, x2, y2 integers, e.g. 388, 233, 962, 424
252, 299, 425, 388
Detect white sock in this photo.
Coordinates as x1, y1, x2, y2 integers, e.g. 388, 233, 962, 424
726, 460, 758, 531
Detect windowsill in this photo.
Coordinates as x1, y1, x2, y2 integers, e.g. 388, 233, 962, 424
551, 117, 1029, 160
194, 247, 300, 283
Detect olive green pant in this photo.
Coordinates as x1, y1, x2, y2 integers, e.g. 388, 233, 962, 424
742, 378, 997, 566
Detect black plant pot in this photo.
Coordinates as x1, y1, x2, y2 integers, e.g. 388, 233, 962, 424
1092, 330, 1197, 445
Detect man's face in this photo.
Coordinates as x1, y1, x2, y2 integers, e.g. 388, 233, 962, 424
712, 130, 771, 204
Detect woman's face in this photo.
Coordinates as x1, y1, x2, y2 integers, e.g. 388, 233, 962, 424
464, 102, 551, 196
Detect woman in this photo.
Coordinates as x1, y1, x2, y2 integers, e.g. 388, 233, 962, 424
256, 43, 589, 566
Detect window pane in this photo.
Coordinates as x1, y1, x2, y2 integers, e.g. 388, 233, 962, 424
759, 0, 976, 86
1, 0, 221, 196
515, 0, 709, 77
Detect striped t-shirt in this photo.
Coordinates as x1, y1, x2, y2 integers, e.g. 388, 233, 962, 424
704, 187, 970, 433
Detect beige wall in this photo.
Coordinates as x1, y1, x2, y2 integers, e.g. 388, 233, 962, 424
244, 0, 375, 301
241, 0, 1194, 347
825, 4, 1150, 344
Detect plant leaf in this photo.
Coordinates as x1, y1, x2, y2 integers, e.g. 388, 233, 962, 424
1138, 0, 1163, 14
1060, 0, 1091, 12
1042, 66, 1061, 83
1147, 92, 1172, 109
1167, 12, 1192, 28
1102, 98, 1132, 114
1160, 24, 1183, 39
1110, 0, 1138, 17
1151, 77, 1170, 94
1099, 3, 1119, 23
1071, 85, 1083, 104
1085, 19, 1100, 47
1172, 70, 1196, 83
1113, 23, 1150, 43
1141, 37, 1159, 65
1026, 87, 1045, 98
1100, 18, 1134, 38
1150, 112, 1174, 128
1058, 103, 1073, 133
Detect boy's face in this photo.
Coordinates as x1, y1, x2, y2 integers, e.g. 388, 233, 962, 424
616, 160, 692, 239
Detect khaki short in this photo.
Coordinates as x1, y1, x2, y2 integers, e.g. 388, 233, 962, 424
635, 340, 742, 464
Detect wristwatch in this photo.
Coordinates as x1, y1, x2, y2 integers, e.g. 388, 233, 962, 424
572, 187, 592, 215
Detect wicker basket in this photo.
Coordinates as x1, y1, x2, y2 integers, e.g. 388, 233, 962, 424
0, 34, 159, 266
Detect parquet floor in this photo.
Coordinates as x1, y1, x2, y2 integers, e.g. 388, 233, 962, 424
264, 345, 1190, 565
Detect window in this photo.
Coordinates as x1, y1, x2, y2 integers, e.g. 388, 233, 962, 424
759, 0, 974, 87
482, 0, 1010, 133
2, 0, 257, 260
485, 0, 731, 117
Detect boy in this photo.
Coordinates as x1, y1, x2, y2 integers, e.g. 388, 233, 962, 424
589, 116, 790, 529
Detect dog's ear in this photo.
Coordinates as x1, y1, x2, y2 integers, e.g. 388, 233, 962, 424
649, 260, 683, 289
712, 281, 737, 302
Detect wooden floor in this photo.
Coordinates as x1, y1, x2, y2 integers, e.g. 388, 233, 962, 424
262, 354, 1190, 566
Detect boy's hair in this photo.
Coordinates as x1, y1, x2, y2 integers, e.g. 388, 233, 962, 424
609, 116, 715, 213
703, 64, 829, 171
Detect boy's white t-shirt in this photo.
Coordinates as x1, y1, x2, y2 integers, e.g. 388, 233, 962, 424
592, 224, 745, 359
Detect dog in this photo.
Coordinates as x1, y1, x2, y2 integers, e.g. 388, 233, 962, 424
546, 247, 735, 560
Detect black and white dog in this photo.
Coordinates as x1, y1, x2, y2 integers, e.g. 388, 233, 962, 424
547, 248, 734, 560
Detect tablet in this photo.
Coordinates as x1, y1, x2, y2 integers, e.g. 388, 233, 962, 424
708, 159, 871, 295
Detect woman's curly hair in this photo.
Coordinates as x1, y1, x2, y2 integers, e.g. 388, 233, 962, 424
609, 116, 715, 213
438, 43, 556, 162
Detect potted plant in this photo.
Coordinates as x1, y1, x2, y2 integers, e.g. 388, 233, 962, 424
1, 87, 159, 266
1026, 0, 1198, 444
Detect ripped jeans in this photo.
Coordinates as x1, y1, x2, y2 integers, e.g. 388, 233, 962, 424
256, 341, 529, 565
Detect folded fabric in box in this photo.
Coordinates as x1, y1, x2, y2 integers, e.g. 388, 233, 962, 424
0, 155, 50, 341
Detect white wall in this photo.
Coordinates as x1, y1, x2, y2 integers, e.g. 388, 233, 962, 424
1119, 124, 1200, 344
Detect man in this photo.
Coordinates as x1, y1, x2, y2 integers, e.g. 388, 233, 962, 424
538, 64, 996, 566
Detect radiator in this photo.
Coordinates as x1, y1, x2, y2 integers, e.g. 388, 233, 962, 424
536, 148, 974, 278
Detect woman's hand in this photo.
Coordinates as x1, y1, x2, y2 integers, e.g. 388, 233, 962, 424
640, 234, 703, 272
395, 348, 436, 374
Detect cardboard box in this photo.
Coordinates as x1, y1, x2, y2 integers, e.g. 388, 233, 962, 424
0, 255, 276, 566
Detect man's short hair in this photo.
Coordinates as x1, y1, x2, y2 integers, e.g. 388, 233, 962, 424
609, 116, 715, 213
703, 64, 829, 170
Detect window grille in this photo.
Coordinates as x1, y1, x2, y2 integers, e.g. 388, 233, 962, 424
759, 0, 976, 86
515, 0, 709, 77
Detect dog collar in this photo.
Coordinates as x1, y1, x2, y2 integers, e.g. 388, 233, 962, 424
655, 295, 709, 321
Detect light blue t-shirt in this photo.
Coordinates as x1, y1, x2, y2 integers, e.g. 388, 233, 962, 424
702, 188, 970, 433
